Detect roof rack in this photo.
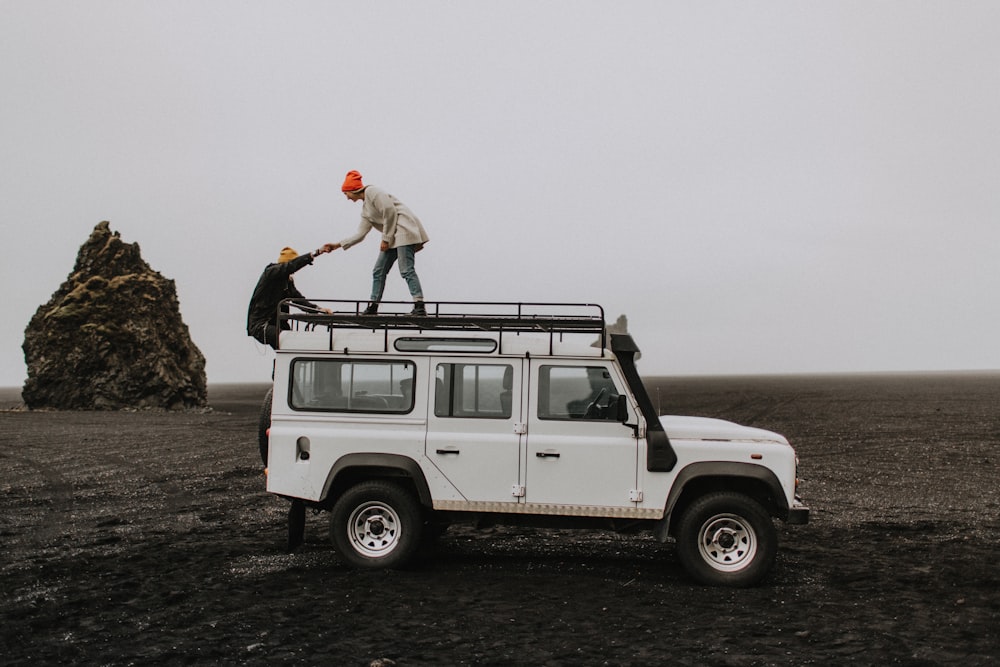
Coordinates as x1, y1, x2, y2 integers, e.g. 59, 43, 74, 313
279, 300, 608, 350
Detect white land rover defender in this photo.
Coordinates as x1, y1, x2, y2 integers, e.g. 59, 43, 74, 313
260, 301, 808, 587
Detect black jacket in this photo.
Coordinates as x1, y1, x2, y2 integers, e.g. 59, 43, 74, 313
246, 253, 317, 334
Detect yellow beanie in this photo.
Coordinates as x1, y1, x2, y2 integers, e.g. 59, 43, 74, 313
278, 247, 298, 263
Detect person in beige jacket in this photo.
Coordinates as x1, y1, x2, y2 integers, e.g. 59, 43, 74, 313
324, 170, 430, 315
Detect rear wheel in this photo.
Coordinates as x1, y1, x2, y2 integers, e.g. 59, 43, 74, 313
330, 481, 423, 569
257, 387, 273, 466
675, 492, 777, 587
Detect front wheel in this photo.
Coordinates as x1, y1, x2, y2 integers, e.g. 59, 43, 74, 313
675, 492, 777, 587
330, 481, 423, 569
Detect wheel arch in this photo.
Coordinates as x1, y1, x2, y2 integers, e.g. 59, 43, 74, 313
655, 462, 789, 540
321, 453, 433, 509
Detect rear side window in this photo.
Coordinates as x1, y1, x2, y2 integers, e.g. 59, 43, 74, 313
290, 359, 415, 413
435, 363, 513, 419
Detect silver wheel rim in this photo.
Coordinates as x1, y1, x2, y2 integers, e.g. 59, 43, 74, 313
347, 500, 402, 558
697, 512, 757, 572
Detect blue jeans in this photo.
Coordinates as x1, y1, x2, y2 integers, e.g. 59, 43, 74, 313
371, 244, 423, 302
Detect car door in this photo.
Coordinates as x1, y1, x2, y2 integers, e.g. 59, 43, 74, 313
525, 360, 638, 508
425, 357, 524, 504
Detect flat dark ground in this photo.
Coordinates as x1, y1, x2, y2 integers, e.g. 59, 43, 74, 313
1, 373, 998, 665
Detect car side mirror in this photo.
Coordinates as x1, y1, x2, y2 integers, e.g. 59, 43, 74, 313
617, 396, 640, 437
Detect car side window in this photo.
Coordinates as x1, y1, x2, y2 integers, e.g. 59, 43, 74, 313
290, 358, 414, 413
435, 363, 513, 419
537, 365, 620, 420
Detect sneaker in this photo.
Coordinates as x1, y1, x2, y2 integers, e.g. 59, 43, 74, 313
362, 303, 378, 315
409, 303, 427, 316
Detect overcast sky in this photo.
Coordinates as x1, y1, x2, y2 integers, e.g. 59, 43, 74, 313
2, 1, 998, 388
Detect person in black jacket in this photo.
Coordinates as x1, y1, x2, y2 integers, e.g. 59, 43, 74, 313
247, 246, 332, 349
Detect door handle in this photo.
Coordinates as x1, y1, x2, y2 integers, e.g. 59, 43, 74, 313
535, 451, 560, 459
436, 448, 460, 455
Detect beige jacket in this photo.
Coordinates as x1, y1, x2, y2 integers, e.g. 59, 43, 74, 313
339, 186, 430, 250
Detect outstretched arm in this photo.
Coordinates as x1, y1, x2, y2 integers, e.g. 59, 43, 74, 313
337, 218, 374, 250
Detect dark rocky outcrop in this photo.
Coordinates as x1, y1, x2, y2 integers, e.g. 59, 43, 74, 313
22, 221, 207, 410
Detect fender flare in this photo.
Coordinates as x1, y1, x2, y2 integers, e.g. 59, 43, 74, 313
321, 453, 433, 507
654, 461, 788, 541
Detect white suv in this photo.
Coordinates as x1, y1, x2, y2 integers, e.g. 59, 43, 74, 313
259, 301, 808, 587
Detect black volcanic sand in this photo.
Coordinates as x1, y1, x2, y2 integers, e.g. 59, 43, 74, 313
1, 375, 998, 665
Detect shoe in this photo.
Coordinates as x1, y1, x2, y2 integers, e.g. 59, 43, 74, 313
409, 303, 427, 316
362, 303, 378, 315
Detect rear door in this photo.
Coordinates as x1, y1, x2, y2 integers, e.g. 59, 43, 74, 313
425, 358, 524, 504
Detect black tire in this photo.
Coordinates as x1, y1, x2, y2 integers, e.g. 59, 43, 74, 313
257, 387, 273, 466
330, 481, 424, 569
675, 492, 777, 587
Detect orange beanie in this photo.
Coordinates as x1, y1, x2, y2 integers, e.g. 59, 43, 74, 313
278, 247, 298, 263
341, 170, 364, 192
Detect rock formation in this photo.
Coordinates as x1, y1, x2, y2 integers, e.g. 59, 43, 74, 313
596, 314, 640, 360
22, 221, 207, 410
606, 314, 630, 337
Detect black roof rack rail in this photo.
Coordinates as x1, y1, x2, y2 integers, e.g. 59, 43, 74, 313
278, 299, 608, 349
